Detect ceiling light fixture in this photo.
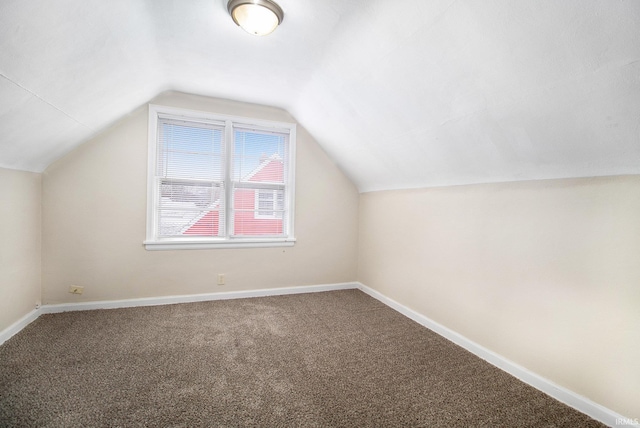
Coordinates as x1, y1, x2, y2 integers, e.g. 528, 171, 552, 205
227, 0, 284, 36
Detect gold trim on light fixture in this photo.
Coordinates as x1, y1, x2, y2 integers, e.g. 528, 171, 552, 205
227, 0, 284, 36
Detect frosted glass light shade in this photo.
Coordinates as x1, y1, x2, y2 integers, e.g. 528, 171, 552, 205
228, 0, 284, 36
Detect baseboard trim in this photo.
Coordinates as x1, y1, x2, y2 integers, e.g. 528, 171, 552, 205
2, 283, 358, 342
2, 281, 634, 426
0, 308, 41, 347
356, 282, 635, 428
39, 282, 359, 314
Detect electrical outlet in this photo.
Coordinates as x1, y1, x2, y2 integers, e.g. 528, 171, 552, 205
217, 274, 225, 286
69, 285, 84, 295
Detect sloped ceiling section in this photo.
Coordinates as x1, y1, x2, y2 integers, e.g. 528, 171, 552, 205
0, 0, 639, 192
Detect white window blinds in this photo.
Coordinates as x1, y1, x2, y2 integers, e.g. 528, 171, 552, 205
156, 117, 226, 238
146, 105, 296, 250
231, 127, 289, 236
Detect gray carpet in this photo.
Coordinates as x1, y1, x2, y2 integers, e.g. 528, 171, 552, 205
0, 290, 604, 427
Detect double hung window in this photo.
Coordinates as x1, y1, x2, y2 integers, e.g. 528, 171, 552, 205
145, 105, 295, 250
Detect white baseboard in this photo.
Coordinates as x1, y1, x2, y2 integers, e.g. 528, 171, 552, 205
2, 281, 635, 427
2, 282, 358, 344
356, 282, 636, 428
0, 308, 41, 347
39, 282, 359, 314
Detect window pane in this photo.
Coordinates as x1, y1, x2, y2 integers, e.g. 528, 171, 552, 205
233, 128, 287, 183
159, 209, 224, 237
159, 181, 222, 209
158, 122, 224, 181
233, 187, 285, 236
181, 210, 224, 237
158, 181, 225, 237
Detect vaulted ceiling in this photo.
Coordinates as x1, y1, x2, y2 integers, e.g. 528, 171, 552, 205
1, 0, 639, 192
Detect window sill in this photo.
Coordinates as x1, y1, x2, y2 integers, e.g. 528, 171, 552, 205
143, 238, 296, 251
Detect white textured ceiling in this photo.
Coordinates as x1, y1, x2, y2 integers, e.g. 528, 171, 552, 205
1, 0, 639, 191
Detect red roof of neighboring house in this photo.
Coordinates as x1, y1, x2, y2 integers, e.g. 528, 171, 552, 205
183, 210, 220, 235
244, 154, 284, 183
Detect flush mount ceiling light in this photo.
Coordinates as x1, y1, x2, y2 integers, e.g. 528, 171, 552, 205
227, 0, 284, 36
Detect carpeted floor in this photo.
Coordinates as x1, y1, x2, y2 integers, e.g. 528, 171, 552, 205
0, 289, 604, 427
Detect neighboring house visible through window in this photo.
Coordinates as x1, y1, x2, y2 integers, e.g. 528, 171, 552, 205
255, 188, 284, 220
145, 105, 296, 250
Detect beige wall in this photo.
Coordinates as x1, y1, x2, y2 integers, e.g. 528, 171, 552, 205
30, 89, 640, 418
0, 168, 41, 332
358, 176, 640, 419
42, 92, 359, 304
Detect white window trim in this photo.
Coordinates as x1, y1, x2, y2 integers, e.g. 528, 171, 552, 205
145, 104, 296, 251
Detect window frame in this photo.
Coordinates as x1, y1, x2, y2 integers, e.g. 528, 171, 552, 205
145, 104, 296, 250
